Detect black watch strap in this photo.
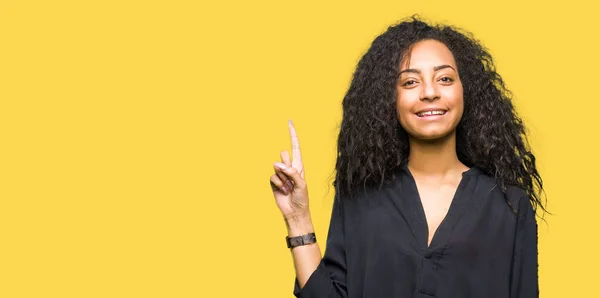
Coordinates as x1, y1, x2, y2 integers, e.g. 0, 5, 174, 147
286, 233, 317, 248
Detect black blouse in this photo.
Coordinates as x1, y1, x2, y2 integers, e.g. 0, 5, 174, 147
293, 164, 538, 298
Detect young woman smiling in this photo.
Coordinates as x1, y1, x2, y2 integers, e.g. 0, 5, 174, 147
269, 16, 546, 298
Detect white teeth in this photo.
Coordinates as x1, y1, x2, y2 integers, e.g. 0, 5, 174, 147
417, 110, 446, 117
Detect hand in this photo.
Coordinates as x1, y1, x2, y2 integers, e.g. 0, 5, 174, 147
269, 120, 310, 221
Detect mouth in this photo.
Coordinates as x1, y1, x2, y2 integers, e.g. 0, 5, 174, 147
415, 110, 447, 117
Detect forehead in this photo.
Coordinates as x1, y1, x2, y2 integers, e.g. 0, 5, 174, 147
400, 39, 457, 70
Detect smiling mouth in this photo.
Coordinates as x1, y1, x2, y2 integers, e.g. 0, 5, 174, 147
416, 110, 447, 117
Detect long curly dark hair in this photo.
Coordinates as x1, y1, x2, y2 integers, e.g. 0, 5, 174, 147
333, 15, 547, 215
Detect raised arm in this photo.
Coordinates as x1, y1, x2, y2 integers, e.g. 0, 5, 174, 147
270, 121, 348, 297
269, 120, 322, 288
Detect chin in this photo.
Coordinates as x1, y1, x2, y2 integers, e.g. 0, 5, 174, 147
411, 129, 454, 141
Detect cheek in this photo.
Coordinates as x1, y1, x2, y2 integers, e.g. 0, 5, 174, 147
441, 87, 464, 112
395, 97, 417, 132
452, 84, 464, 105
396, 90, 417, 115
455, 96, 465, 116
395, 99, 411, 127
396, 101, 409, 116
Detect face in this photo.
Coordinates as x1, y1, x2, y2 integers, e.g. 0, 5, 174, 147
396, 39, 464, 141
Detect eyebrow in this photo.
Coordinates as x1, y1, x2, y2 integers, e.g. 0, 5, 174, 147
398, 64, 456, 76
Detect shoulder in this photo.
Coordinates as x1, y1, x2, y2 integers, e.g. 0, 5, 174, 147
505, 185, 528, 205
471, 168, 533, 215
500, 184, 536, 220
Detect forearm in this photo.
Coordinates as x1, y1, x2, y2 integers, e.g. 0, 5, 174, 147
286, 213, 322, 289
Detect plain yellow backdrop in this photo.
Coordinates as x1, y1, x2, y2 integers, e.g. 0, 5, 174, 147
1, 0, 598, 297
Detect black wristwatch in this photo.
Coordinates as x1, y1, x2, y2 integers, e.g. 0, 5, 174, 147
286, 233, 317, 248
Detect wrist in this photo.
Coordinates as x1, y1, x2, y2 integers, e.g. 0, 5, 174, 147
284, 212, 314, 237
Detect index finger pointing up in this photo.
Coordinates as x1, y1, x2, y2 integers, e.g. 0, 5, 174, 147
288, 120, 303, 167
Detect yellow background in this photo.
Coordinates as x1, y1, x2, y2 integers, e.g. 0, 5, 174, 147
1, 0, 598, 297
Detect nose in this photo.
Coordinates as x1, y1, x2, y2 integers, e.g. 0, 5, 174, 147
420, 79, 440, 101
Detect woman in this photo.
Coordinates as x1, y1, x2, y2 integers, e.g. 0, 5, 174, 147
269, 16, 545, 298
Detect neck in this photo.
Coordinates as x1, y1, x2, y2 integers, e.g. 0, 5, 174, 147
407, 132, 466, 177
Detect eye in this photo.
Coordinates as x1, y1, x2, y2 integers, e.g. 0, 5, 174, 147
402, 80, 417, 86
439, 76, 454, 83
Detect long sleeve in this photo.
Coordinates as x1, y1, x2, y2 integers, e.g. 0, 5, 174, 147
293, 196, 348, 298
509, 195, 539, 298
